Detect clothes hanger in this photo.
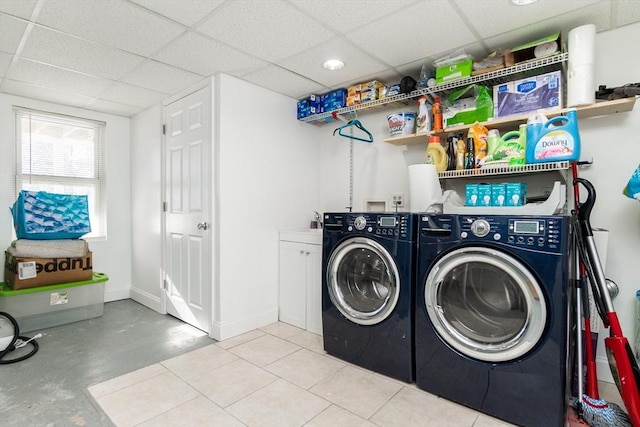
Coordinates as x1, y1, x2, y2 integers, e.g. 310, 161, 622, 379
332, 119, 374, 143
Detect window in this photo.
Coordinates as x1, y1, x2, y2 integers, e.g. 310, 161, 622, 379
14, 107, 106, 239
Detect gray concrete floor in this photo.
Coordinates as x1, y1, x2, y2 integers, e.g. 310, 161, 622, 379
0, 299, 215, 427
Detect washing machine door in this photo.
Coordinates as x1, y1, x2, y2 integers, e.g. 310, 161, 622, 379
327, 237, 400, 326
424, 246, 547, 362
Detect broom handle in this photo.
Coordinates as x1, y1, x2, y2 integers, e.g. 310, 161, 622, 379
580, 263, 600, 399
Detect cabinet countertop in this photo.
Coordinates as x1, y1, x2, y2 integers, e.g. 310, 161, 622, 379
279, 229, 322, 245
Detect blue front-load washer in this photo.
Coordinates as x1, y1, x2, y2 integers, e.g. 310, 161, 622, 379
322, 212, 417, 383
415, 214, 573, 427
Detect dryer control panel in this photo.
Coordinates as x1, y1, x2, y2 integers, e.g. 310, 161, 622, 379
457, 215, 567, 252
324, 212, 415, 241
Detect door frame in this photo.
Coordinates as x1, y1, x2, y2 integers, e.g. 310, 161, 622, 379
160, 77, 218, 338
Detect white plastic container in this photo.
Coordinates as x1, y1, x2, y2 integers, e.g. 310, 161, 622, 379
0, 273, 107, 332
387, 112, 416, 136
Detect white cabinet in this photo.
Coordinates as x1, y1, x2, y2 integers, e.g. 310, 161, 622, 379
278, 230, 322, 335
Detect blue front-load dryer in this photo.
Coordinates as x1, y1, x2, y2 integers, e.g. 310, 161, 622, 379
322, 212, 417, 383
415, 214, 573, 427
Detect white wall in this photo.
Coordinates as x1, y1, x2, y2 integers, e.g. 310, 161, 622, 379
130, 103, 163, 310
582, 22, 640, 380
130, 74, 321, 339
318, 23, 640, 382
0, 93, 132, 301
214, 73, 321, 339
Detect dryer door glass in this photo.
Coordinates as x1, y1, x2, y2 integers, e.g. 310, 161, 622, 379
424, 246, 547, 362
327, 237, 400, 326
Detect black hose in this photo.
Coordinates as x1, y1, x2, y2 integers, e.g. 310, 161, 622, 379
0, 312, 39, 364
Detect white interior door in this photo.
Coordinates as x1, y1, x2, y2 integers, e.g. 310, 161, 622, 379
163, 86, 212, 333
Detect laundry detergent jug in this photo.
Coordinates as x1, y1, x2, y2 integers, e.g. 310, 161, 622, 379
481, 124, 527, 166
526, 109, 581, 163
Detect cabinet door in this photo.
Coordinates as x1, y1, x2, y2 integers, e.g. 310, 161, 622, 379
278, 241, 307, 329
305, 244, 323, 335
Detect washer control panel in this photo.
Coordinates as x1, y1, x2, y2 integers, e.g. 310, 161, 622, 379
324, 213, 414, 240
457, 215, 566, 252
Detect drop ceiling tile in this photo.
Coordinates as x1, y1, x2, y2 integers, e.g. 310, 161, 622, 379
129, 0, 225, 27
241, 65, 327, 99
85, 98, 143, 117
97, 81, 167, 108
196, 0, 336, 62
0, 51, 13, 78
0, 14, 27, 54
616, 0, 640, 27
278, 38, 388, 87
453, 0, 600, 39
154, 31, 266, 76
121, 60, 204, 95
0, 0, 37, 19
287, 0, 417, 33
35, 0, 185, 57
1, 78, 95, 108
8, 59, 114, 97
21, 26, 145, 80
346, 1, 476, 67
484, 1, 612, 51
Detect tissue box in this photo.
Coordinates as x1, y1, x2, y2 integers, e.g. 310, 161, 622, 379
435, 59, 473, 84
296, 95, 321, 119
493, 71, 562, 118
321, 88, 346, 113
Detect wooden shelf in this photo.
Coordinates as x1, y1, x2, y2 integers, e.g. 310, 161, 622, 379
384, 97, 637, 146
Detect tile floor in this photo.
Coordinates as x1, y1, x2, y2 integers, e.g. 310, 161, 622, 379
88, 321, 624, 427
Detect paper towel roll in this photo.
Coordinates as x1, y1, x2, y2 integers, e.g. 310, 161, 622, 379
409, 164, 442, 213
569, 24, 596, 65
568, 63, 596, 107
568, 24, 596, 106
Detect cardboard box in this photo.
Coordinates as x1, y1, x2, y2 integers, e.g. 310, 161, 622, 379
320, 88, 346, 112
493, 70, 562, 118
506, 183, 527, 206
296, 95, 321, 119
435, 59, 473, 84
504, 33, 562, 67
4, 251, 93, 290
491, 184, 507, 206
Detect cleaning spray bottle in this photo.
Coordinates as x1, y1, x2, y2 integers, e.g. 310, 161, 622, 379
416, 96, 431, 134
425, 135, 448, 172
526, 109, 581, 163
432, 97, 443, 132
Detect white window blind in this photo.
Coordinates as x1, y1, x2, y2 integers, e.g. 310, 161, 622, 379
14, 107, 107, 239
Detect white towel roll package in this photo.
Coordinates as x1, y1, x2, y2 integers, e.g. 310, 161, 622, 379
9, 239, 89, 258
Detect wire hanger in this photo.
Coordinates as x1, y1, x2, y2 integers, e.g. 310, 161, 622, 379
333, 119, 374, 143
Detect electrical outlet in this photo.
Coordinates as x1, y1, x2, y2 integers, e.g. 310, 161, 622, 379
391, 193, 404, 208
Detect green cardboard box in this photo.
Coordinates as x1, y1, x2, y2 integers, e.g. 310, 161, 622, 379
435, 59, 473, 84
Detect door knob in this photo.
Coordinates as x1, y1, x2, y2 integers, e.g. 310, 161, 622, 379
197, 222, 209, 230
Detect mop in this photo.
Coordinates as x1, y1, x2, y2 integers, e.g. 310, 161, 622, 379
572, 162, 639, 426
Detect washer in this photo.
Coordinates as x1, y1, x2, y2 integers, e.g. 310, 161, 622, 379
322, 212, 417, 382
415, 214, 573, 427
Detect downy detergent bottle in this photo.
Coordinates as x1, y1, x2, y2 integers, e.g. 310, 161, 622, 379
526, 109, 581, 163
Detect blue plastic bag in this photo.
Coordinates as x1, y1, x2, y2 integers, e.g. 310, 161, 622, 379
10, 190, 91, 240
623, 164, 640, 201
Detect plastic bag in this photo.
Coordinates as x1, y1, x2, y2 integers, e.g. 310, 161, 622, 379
11, 190, 91, 240
623, 164, 640, 200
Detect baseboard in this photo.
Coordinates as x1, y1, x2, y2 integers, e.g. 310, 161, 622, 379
211, 308, 278, 341
104, 287, 130, 302
596, 356, 615, 383
130, 287, 163, 313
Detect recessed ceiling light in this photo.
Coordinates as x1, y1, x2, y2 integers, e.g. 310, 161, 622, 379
323, 59, 344, 71
511, 0, 538, 5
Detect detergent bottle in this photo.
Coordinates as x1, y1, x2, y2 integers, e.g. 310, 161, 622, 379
526, 109, 581, 163
487, 129, 500, 158
425, 135, 448, 172
485, 124, 527, 165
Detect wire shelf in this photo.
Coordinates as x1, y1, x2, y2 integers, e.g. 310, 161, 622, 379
438, 161, 570, 179
299, 53, 569, 125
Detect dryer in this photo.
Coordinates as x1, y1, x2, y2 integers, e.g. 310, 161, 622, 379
322, 212, 417, 383
415, 214, 573, 427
